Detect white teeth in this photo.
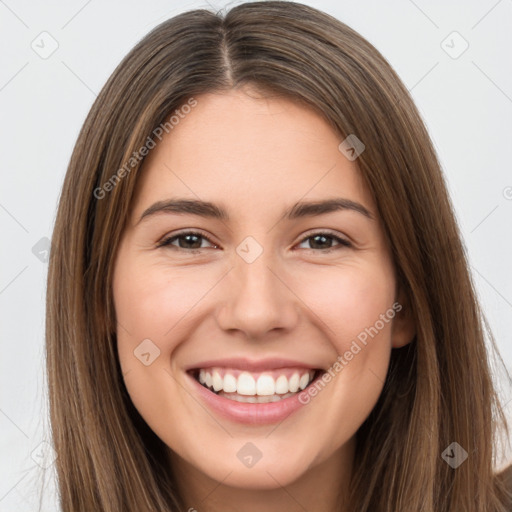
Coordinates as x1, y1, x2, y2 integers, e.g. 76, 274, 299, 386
223, 373, 237, 393
275, 375, 288, 394
237, 372, 256, 395
196, 368, 317, 397
299, 373, 309, 390
212, 370, 223, 392
256, 375, 275, 396
289, 373, 300, 392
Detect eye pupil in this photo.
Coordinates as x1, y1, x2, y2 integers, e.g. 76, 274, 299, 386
310, 234, 331, 249
180, 234, 202, 249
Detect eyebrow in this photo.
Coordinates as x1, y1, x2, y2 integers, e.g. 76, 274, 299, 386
137, 197, 373, 225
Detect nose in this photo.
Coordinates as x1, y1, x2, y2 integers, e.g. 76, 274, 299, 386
216, 251, 300, 340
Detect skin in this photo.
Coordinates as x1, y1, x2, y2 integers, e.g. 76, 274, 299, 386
112, 87, 415, 512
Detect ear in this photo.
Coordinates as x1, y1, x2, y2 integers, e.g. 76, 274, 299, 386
391, 285, 416, 348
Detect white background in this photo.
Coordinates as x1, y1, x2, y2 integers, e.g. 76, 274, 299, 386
1, 0, 511, 509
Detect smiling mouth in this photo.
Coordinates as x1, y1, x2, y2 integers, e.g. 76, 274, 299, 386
189, 367, 323, 403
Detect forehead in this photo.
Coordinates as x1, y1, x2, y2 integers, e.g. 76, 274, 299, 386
130, 89, 374, 223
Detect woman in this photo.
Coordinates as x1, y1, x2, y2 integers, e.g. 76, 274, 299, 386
46, 1, 512, 510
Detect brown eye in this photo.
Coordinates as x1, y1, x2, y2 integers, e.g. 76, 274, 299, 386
297, 232, 352, 251
157, 231, 217, 251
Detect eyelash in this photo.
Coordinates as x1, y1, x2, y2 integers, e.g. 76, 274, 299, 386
156, 230, 352, 253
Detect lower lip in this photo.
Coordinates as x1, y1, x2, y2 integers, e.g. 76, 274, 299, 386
186, 371, 317, 425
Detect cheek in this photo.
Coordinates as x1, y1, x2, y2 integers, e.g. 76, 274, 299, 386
113, 260, 214, 360
112, 259, 206, 440
292, 262, 396, 349
289, 259, 397, 421
291, 264, 396, 438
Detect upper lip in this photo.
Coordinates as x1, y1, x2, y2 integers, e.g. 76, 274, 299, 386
185, 357, 321, 372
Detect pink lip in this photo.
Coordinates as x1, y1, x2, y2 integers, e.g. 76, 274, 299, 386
185, 357, 319, 372
185, 370, 319, 425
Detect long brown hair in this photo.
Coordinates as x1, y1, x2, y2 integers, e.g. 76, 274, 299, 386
46, 1, 511, 510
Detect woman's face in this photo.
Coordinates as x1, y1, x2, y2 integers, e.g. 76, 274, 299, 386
112, 88, 413, 492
